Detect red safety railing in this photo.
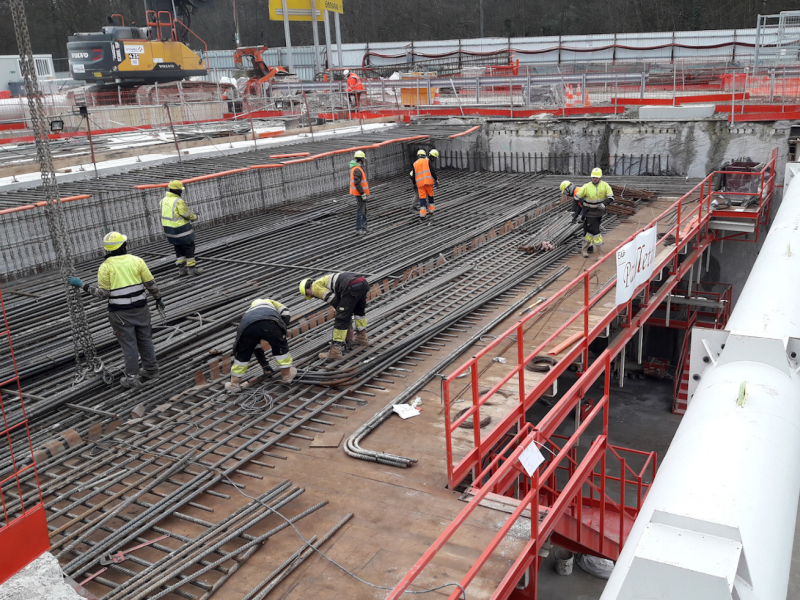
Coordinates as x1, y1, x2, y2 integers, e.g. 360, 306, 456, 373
388, 355, 655, 600
443, 174, 716, 490
0, 283, 49, 584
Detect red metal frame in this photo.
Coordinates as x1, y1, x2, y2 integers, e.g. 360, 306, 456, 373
711, 148, 777, 243
0, 283, 49, 584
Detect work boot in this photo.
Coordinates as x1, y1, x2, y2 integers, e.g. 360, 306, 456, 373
280, 366, 298, 384
354, 330, 369, 346
588, 246, 594, 254
419, 208, 427, 218
356, 229, 364, 236
188, 266, 205, 275
428, 204, 436, 213
318, 342, 344, 361
362, 224, 371, 234
139, 367, 160, 381
581, 241, 589, 258
224, 375, 250, 394
120, 375, 143, 389
177, 265, 188, 276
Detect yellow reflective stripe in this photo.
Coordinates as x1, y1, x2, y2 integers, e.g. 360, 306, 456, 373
232, 358, 248, 375
354, 315, 367, 331
584, 234, 593, 241
333, 328, 348, 342
592, 235, 603, 245
274, 353, 293, 367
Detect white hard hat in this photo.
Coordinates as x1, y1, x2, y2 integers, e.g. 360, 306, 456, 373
343, 69, 350, 76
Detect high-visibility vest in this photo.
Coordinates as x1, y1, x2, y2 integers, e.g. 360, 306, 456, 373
413, 157, 434, 187
160, 192, 194, 242
350, 165, 370, 196
97, 254, 152, 311
347, 73, 364, 92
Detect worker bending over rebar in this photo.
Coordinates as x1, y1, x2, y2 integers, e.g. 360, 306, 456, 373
300, 273, 370, 361
227, 299, 296, 393
160, 180, 204, 275
70, 232, 163, 389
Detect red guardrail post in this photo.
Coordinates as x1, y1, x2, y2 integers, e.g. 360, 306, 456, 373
471, 359, 481, 478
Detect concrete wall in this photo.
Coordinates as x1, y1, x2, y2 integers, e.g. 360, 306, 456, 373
441, 116, 791, 309
476, 118, 791, 178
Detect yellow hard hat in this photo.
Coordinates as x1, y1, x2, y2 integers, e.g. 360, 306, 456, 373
591, 168, 602, 178
417, 149, 427, 157
168, 180, 184, 191
354, 150, 366, 159
103, 231, 127, 251
560, 180, 572, 193
429, 149, 439, 158
299, 278, 312, 300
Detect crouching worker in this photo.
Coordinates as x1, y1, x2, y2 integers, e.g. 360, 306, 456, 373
299, 273, 369, 361
226, 298, 297, 393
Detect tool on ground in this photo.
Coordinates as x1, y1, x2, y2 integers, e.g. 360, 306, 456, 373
100, 534, 168, 565
520, 296, 547, 315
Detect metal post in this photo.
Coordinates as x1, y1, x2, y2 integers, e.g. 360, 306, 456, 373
323, 9, 333, 75
334, 12, 344, 70
672, 61, 677, 106
281, 0, 294, 73
243, 97, 258, 150
640, 72, 645, 100
309, 0, 322, 75
164, 103, 182, 161
83, 108, 98, 178
155, 81, 159, 104
582, 73, 587, 106
637, 326, 644, 364
731, 70, 735, 125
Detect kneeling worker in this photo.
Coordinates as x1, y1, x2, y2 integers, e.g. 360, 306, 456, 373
227, 298, 297, 393
69, 232, 163, 389
299, 273, 369, 360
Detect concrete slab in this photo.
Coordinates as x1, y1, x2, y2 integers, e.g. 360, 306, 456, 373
639, 105, 716, 120
0, 552, 82, 600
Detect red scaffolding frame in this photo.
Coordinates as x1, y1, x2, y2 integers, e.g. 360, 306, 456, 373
0, 283, 49, 585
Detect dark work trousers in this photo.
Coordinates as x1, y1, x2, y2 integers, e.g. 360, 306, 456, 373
356, 197, 368, 231
235, 321, 289, 369
108, 305, 158, 377
173, 241, 196, 263
584, 216, 602, 237
333, 280, 368, 331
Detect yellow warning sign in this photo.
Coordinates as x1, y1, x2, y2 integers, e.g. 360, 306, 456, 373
269, 0, 342, 21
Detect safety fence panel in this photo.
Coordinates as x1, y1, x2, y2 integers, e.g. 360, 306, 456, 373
0, 139, 413, 280
0, 283, 49, 585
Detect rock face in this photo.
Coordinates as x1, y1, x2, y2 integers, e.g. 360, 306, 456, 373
0, 552, 82, 600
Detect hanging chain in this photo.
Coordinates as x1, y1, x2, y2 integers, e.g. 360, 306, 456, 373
10, 0, 104, 383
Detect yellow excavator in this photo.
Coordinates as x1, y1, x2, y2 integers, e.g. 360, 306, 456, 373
67, 0, 210, 87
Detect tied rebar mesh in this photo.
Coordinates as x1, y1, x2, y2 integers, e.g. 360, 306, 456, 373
10, 0, 102, 382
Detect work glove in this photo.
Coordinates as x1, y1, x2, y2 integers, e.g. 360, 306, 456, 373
361, 194, 368, 201
187, 212, 198, 221
69, 276, 83, 287
155, 299, 166, 310
435, 181, 439, 187
282, 314, 291, 328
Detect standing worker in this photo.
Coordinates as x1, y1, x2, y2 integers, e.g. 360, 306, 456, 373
575, 168, 615, 258
411, 149, 436, 218
350, 150, 370, 235
299, 272, 369, 360
343, 69, 365, 108
560, 180, 592, 254
160, 180, 204, 276
69, 232, 163, 389
226, 298, 297, 393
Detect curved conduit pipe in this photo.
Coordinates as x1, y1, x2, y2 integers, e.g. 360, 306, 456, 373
601, 166, 800, 600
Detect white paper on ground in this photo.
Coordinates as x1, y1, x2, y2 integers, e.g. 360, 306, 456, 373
518, 444, 545, 477
392, 404, 421, 419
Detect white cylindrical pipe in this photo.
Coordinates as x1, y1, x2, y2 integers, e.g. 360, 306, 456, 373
601, 168, 800, 600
